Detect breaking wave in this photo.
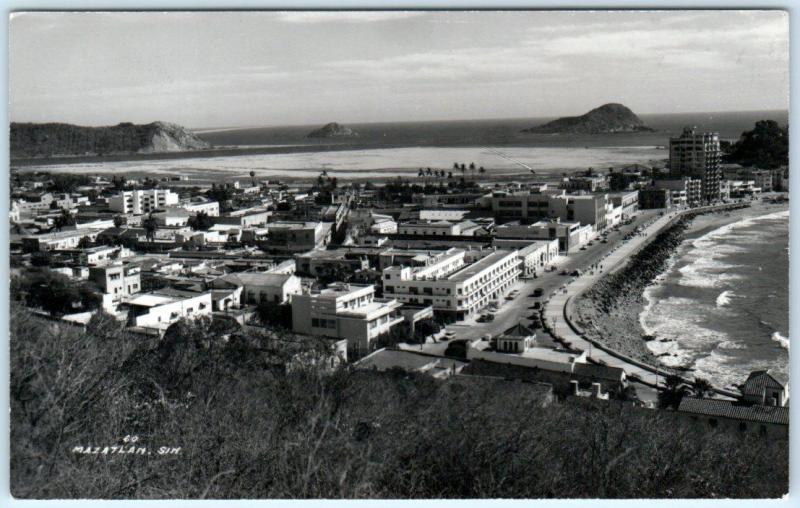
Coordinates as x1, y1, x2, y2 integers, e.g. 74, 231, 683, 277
771, 332, 790, 351
716, 290, 734, 307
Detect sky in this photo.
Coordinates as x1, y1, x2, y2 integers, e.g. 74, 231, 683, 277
9, 10, 790, 128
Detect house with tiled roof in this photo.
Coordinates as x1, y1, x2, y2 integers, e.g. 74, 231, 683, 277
740, 370, 788, 407
678, 397, 788, 438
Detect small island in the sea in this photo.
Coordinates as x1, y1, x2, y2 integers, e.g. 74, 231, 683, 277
306, 122, 359, 139
522, 103, 654, 134
10, 121, 211, 158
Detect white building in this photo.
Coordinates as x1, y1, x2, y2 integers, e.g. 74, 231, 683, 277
21, 229, 103, 252
89, 263, 141, 303
126, 289, 213, 331
210, 272, 302, 305
382, 248, 520, 320
182, 200, 220, 216
108, 189, 179, 214
398, 219, 481, 237
292, 283, 404, 355
494, 219, 593, 253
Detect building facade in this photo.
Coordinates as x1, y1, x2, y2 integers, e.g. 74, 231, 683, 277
109, 189, 179, 214
669, 127, 722, 203
382, 248, 520, 320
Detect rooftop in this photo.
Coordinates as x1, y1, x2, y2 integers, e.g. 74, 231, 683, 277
447, 249, 514, 282
678, 397, 789, 425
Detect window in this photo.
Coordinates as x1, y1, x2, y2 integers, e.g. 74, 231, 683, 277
738, 422, 747, 432
312, 318, 320, 327
708, 418, 718, 428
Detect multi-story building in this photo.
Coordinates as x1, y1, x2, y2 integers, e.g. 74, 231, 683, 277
262, 221, 332, 253
494, 219, 593, 253
562, 175, 609, 192
638, 188, 672, 209
382, 248, 520, 320
609, 191, 640, 219
397, 219, 480, 237
89, 263, 141, 302
652, 178, 703, 207
292, 283, 404, 355
108, 189, 179, 214
669, 127, 722, 203
210, 272, 302, 305
491, 190, 608, 230
751, 170, 774, 193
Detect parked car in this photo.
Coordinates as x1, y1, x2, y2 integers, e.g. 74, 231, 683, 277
532, 288, 544, 297
485, 313, 495, 322
560, 269, 569, 275
570, 269, 582, 276
531, 301, 541, 310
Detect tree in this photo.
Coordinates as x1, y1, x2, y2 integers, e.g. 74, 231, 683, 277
77, 236, 92, 249
479, 166, 486, 175
113, 215, 125, 228
657, 374, 688, 409
53, 208, 76, 231
255, 302, 292, 329
188, 211, 213, 231
724, 120, 789, 169
143, 213, 158, 241
691, 377, 714, 399
249, 170, 256, 187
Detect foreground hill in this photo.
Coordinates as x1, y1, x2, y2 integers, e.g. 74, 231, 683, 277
10, 121, 211, 158
306, 122, 358, 139
522, 103, 653, 134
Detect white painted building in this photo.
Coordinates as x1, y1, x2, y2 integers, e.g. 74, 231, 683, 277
126, 289, 213, 331
108, 189, 179, 214
292, 283, 404, 355
382, 248, 520, 320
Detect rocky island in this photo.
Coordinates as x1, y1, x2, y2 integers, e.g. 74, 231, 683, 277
522, 103, 653, 134
10, 121, 211, 158
306, 122, 358, 139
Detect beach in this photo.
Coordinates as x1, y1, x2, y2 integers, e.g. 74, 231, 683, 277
11, 145, 666, 181
573, 199, 789, 387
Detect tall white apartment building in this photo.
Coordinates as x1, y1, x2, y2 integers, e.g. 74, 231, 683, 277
292, 283, 404, 355
669, 127, 722, 202
108, 189, 179, 214
382, 248, 520, 320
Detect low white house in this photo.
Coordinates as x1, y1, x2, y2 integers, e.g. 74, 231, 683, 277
126, 289, 213, 331
209, 272, 302, 305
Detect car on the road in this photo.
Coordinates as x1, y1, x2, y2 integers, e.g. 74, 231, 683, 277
560, 269, 569, 275
485, 313, 495, 322
530, 301, 541, 310
476, 315, 486, 323
570, 269, 582, 276
532, 288, 544, 297
601, 239, 608, 243
580, 246, 587, 250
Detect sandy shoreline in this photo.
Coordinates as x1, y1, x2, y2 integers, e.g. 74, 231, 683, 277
573, 199, 789, 374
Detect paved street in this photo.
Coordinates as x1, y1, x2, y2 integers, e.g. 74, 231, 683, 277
405, 209, 663, 357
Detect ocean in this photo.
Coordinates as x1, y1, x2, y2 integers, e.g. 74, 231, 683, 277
17, 109, 787, 181
196, 110, 789, 148
640, 208, 790, 390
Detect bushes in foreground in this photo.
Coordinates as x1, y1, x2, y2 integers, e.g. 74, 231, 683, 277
10, 305, 788, 499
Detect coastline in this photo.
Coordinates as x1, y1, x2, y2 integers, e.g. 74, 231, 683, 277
573, 200, 789, 375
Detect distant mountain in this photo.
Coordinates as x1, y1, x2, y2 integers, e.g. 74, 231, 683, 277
522, 103, 653, 134
306, 122, 358, 139
10, 121, 211, 158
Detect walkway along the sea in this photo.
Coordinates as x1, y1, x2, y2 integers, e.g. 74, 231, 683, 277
542, 203, 748, 398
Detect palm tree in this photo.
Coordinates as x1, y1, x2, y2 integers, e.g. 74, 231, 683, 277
479, 166, 486, 176
691, 377, 714, 399
447, 171, 453, 179
249, 170, 256, 187
453, 162, 460, 171
658, 374, 688, 409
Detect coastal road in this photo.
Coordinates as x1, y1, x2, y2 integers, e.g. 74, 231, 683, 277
541, 203, 748, 397
409, 209, 662, 357
542, 210, 682, 389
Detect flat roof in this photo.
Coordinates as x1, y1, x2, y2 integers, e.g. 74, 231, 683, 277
447, 249, 514, 282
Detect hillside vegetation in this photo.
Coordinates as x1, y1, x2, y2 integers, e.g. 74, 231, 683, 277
9, 305, 787, 499
10, 121, 210, 158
